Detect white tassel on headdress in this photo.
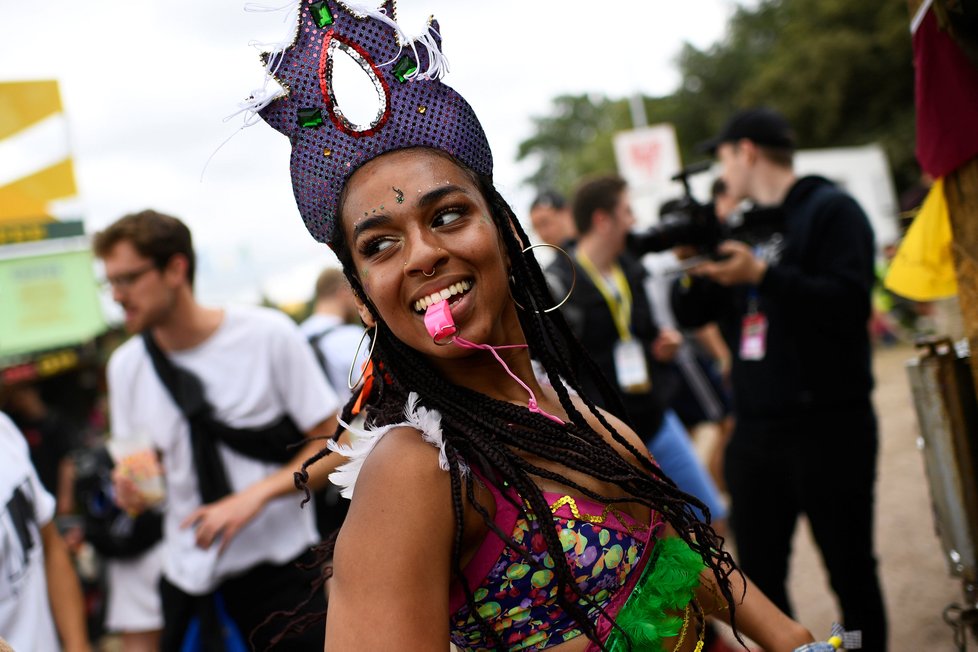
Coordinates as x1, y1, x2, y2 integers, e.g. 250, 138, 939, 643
230, 0, 448, 126
200, 1, 299, 180
326, 392, 464, 499
233, 0, 302, 118
342, 2, 449, 80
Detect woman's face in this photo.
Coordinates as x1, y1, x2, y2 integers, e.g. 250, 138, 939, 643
340, 149, 516, 356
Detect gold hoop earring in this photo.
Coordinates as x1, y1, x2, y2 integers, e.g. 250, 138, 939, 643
347, 325, 378, 390
511, 243, 577, 313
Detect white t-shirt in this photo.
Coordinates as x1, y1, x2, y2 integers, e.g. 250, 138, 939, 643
104, 541, 164, 633
299, 313, 369, 405
0, 412, 60, 652
107, 305, 339, 595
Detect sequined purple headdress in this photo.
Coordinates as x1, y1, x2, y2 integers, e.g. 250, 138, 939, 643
254, 1, 493, 246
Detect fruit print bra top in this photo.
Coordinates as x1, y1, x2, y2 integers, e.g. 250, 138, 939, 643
325, 394, 685, 652
448, 473, 662, 651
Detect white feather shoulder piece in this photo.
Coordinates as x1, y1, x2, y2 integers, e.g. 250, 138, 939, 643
326, 392, 455, 499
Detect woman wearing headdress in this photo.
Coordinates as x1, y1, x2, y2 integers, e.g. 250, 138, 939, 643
253, 2, 817, 650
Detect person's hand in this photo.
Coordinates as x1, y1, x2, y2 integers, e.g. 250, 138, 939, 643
111, 469, 150, 515
672, 245, 699, 261
717, 355, 733, 387
691, 240, 767, 286
61, 525, 85, 553
652, 329, 683, 362
181, 483, 269, 553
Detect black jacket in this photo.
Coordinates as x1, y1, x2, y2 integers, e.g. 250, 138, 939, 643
671, 176, 875, 422
548, 250, 668, 440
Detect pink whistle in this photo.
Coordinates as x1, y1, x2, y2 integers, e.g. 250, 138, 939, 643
421, 299, 564, 425
424, 299, 457, 343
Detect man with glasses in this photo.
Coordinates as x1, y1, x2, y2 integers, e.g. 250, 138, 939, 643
93, 210, 343, 650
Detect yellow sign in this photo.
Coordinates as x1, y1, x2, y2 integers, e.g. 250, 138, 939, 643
0, 80, 77, 223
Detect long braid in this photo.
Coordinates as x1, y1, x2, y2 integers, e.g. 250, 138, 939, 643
296, 153, 742, 649
480, 184, 741, 632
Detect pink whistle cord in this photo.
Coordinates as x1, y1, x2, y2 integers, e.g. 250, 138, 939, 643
425, 300, 564, 425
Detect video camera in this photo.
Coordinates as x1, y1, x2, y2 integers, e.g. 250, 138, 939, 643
625, 161, 785, 257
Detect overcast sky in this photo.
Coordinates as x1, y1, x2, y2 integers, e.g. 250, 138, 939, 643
0, 1, 743, 305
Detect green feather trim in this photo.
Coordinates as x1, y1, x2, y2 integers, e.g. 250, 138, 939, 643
605, 537, 706, 652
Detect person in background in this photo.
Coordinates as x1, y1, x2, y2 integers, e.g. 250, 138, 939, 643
2, 382, 78, 516
93, 210, 346, 651
299, 267, 368, 540
673, 107, 887, 650
682, 178, 740, 493
529, 190, 577, 247
300, 267, 369, 406
0, 411, 90, 652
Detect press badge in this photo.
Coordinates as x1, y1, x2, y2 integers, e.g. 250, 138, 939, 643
614, 338, 651, 393
740, 312, 768, 361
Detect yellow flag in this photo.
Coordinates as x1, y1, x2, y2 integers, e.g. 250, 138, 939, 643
0, 80, 77, 223
884, 178, 957, 301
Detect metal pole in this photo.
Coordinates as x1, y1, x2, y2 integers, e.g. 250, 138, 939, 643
628, 93, 648, 129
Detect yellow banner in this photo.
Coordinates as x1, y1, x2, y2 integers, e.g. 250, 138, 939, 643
884, 178, 958, 301
0, 80, 76, 223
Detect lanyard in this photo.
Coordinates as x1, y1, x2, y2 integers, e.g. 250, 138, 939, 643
576, 250, 633, 341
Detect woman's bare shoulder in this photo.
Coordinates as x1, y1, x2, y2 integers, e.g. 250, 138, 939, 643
354, 425, 454, 507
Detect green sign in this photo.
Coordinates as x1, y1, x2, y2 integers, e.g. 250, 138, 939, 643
0, 248, 106, 357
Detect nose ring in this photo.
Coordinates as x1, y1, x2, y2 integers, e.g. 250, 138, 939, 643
422, 268, 436, 277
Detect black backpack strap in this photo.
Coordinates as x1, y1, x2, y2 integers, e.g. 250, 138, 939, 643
307, 325, 339, 377
141, 332, 209, 418
141, 332, 232, 503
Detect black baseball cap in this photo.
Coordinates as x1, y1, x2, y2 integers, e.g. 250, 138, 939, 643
697, 107, 796, 155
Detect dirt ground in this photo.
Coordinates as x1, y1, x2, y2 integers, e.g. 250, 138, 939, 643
760, 343, 967, 649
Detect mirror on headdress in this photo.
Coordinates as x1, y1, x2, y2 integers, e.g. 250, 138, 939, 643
327, 39, 388, 133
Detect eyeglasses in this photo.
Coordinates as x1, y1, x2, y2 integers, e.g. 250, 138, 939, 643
102, 264, 158, 290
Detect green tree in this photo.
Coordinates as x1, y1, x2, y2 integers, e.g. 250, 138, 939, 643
519, 0, 917, 193
679, 0, 916, 188
516, 94, 633, 196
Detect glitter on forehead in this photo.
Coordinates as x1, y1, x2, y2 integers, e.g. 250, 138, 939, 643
257, 0, 493, 246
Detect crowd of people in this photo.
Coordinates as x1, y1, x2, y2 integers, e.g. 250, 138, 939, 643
0, 3, 901, 651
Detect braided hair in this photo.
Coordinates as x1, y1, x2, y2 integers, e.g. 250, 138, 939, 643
297, 148, 742, 649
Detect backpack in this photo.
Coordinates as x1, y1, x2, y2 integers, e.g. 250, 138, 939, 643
74, 446, 163, 559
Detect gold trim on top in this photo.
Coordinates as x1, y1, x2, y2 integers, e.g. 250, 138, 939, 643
548, 495, 642, 535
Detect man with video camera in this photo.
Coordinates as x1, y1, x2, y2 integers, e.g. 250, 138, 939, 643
671, 108, 887, 650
